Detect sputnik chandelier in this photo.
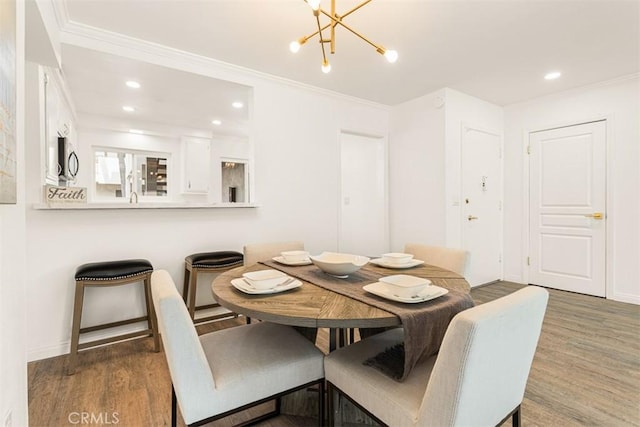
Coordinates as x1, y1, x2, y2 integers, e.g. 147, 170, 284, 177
289, 0, 398, 73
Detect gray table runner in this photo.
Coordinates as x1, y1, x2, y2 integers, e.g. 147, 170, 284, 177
261, 260, 474, 381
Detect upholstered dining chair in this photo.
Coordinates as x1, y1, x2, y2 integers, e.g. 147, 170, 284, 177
404, 243, 468, 276
325, 286, 549, 427
151, 270, 325, 427
243, 240, 305, 266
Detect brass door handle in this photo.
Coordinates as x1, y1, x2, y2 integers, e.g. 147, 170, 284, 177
584, 212, 604, 220
468, 215, 478, 221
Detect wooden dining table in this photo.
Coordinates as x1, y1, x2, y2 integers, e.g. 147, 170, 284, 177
212, 260, 472, 418
211, 260, 471, 341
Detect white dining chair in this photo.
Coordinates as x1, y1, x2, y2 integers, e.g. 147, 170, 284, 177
325, 286, 549, 427
404, 243, 468, 276
151, 270, 325, 427
243, 240, 305, 266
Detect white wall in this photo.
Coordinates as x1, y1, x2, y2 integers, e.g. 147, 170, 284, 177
389, 89, 446, 251
503, 75, 640, 304
388, 88, 503, 270
0, 1, 28, 425
25, 58, 389, 360
443, 88, 504, 249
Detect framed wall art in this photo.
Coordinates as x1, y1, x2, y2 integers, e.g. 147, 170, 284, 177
0, 0, 17, 204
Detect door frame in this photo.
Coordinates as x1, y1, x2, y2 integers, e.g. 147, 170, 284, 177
459, 122, 504, 284
522, 114, 614, 298
337, 129, 389, 255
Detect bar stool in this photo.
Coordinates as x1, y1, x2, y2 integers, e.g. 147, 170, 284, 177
183, 251, 244, 323
68, 259, 160, 375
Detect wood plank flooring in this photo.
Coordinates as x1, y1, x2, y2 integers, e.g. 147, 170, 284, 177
28, 282, 640, 426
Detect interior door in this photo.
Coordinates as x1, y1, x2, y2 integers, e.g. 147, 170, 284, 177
529, 120, 606, 296
338, 132, 387, 257
461, 126, 503, 286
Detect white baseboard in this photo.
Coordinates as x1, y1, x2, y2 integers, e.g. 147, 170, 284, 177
27, 323, 149, 362
28, 341, 69, 362
610, 292, 640, 305
503, 274, 524, 284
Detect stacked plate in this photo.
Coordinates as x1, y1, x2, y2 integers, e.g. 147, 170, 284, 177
273, 250, 312, 266
231, 269, 301, 294
370, 252, 425, 269
363, 274, 448, 303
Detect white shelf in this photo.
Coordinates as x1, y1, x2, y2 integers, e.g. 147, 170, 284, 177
33, 202, 260, 210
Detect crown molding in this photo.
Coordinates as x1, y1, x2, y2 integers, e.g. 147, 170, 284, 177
504, 72, 640, 108
51, 0, 70, 30
56, 16, 390, 111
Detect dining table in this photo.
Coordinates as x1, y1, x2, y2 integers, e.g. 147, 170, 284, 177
211, 259, 472, 355
212, 259, 473, 420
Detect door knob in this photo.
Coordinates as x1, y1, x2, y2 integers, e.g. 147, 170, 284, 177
468, 215, 478, 221
584, 212, 604, 220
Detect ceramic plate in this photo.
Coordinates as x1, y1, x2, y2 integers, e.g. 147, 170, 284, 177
242, 269, 289, 288
370, 258, 425, 269
379, 274, 430, 287
363, 282, 448, 303
231, 278, 302, 295
272, 256, 313, 266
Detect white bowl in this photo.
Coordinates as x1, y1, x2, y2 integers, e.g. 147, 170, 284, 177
242, 269, 288, 289
379, 274, 430, 298
310, 252, 370, 277
381, 252, 414, 265
281, 250, 310, 263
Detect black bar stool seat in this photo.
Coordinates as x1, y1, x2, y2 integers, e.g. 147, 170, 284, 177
75, 259, 153, 281
183, 251, 243, 323
68, 259, 160, 375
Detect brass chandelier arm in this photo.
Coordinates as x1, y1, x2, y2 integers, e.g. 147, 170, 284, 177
337, 0, 373, 20
315, 12, 329, 65
300, 22, 332, 45
294, 0, 396, 71
320, 9, 384, 51
330, 0, 336, 54
297, 0, 373, 45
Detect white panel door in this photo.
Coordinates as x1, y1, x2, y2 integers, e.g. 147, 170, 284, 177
339, 133, 387, 257
529, 121, 606, 296
461, 126, 503, 286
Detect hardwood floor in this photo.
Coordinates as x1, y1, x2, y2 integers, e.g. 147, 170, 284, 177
28, 282, 640, 426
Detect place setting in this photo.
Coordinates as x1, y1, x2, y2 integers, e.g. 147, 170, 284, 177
272, 250, 313, 266
369, 252, 425, 269
231, 269, 302, 295
363, 274, 448, 303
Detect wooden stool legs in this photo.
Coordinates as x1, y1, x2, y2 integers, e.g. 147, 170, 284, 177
67, 273, 159, 375
68, 280, 86, 375
182, 264, 237, 324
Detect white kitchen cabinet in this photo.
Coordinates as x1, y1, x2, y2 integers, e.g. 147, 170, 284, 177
181, 137, 211, 193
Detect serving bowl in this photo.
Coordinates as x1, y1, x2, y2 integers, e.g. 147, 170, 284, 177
242, 269, 289, 289
379, 274, 430, 298
310, 252, 370, 278
381, 252, 414, 265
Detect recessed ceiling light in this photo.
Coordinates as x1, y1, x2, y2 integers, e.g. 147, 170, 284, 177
125, 81, 141, 89
212, 119, 222, 126
544, 71, 562, 80
122, 105, 135, 112
232, 101, 244, 109
129, 129, 144, 134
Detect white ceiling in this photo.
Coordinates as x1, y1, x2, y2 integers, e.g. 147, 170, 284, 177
61, 44, 252, 138
62, 0, 639, 107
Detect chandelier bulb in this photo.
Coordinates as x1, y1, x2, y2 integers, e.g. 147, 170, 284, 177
384, 49, 399, 63
321, 60, 331, 74
307, 0, 321, 11
289, 41, 301, 53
